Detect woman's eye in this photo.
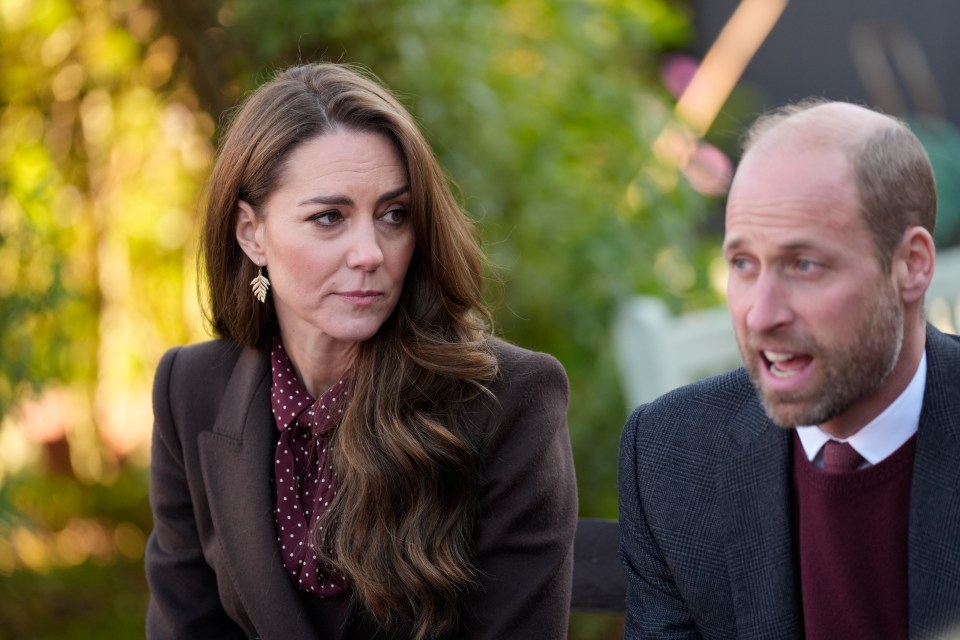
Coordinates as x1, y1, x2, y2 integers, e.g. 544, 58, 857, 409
382, 208, 408, 224
311, 211, 341, 226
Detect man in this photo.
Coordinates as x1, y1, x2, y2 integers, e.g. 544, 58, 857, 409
618, 100, 960, 639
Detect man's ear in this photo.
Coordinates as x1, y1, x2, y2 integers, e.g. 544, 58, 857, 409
895, 226, 935, 305
235, 200, 265, 264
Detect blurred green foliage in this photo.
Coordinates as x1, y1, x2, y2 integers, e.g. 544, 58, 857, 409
184, 0, 720, 518
1, 0, 725, 637
0, 467, 151, 639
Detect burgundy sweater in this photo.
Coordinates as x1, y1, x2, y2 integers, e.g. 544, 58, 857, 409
793, 434, 917, 640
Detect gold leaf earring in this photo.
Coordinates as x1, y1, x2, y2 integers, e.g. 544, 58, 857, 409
250, 259, 270, 303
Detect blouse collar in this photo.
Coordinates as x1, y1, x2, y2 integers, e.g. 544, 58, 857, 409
269, 337, 350, 434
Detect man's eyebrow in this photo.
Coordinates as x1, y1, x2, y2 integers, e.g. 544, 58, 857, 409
721, 236, 744, 253
722, 237, 824, 253
779, 241, 822, 253
298, 185, 410, 207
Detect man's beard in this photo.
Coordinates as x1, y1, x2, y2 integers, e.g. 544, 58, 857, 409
739, 283, 904, 429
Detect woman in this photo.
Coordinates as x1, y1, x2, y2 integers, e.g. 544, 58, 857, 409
145, 62, 577, 640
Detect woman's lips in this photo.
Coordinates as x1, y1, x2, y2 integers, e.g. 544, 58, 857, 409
336, 290, 383, 305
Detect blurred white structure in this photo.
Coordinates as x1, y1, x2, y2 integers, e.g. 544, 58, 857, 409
614, 246, 960, 410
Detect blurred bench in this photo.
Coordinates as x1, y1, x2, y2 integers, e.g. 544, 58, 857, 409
614, 245, 960, 409
571, 518, 626, 614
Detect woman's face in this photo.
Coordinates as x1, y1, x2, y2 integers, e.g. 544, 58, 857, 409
237, 129, 415, 355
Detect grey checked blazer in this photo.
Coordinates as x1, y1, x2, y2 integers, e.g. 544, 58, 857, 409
618, 324, 960, 639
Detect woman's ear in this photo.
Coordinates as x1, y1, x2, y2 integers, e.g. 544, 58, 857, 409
895, 226, 935, 306
235, 200, 265, 263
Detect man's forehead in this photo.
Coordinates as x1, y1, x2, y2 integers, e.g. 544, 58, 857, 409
724, 170, 866, 253
728, 147, 855, 208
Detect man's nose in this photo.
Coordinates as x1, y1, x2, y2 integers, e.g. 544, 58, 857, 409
744, 272, 794, 334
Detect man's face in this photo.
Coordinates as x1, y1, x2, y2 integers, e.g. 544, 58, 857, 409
723, 143, 904, 434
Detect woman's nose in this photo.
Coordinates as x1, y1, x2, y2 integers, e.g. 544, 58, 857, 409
345, 223, 384, 271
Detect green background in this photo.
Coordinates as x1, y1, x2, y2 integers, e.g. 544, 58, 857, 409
0, 0, 740, 637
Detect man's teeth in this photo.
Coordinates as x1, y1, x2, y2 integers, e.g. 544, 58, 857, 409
770, 366, 795, 378
764, 351, 795, 362
764, 351, 798, 378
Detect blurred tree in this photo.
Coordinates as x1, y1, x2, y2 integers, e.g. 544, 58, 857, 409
2, 0, 210, 635
152, 0, 719, 518
1, 0, 722, 637
0, 0, 211, 481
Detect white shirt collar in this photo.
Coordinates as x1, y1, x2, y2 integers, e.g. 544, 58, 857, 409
795, 351, 926, 466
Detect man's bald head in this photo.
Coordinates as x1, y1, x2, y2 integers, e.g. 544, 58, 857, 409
737, 100, 936, 271
743, 100, 892, 153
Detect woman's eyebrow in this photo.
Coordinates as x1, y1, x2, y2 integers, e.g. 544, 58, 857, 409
298, 184, 409, 207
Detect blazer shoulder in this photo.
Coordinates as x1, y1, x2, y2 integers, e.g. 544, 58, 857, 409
636, 365, 753, 414
623, 367, 756, 447
922, 324, 960, 433
467, 337, 570, 453
923, 325, 960, 401
153, 339, 251, 430
161, 339, 244, 376
926, 323, 960, 364
486, 336, 569, 393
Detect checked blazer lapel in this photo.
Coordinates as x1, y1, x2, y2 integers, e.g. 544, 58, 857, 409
716, 399, 803, 639
196, 346, 330, 640
908, 326, 960, 637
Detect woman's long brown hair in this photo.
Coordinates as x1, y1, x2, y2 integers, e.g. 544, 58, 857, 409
200, 63, 498, 638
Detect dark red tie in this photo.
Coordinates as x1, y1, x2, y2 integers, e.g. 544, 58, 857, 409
822, 440, 864, 473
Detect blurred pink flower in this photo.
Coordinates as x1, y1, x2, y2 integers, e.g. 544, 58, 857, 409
661, 53, 700, 99
683, 142, 733, 196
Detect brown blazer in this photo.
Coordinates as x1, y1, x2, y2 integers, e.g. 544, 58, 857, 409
146, 337, 577, 639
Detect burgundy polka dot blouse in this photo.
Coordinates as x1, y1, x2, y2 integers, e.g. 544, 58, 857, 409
270, 338, 348, 596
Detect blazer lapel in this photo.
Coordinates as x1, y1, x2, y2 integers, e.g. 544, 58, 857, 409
717, 400, 803, 639
197, 346, 324, 640
908, 326, 960, 636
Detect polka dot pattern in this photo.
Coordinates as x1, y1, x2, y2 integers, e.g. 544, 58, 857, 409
270, 338, 348, 596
